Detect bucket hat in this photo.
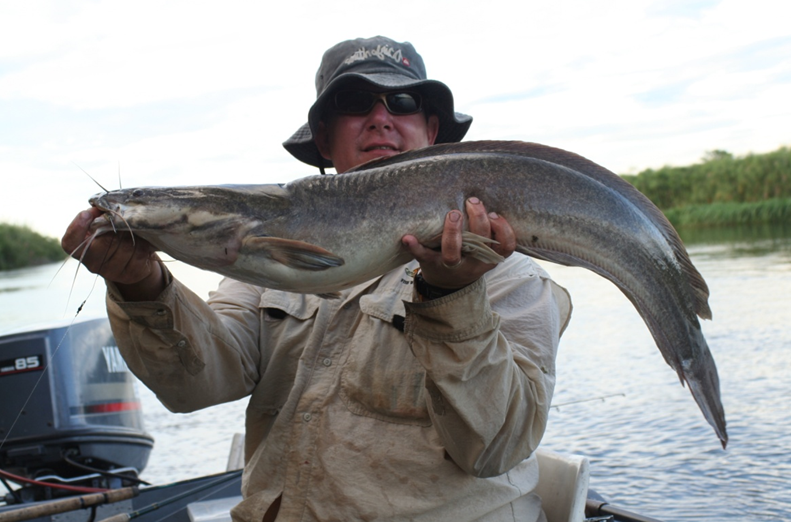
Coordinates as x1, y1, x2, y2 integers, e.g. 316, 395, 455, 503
283, 36, 472, 171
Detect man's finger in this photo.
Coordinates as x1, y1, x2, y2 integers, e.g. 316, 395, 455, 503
465, 197, 491, 238
62, 210, 92, 254
440, 210, 463, 267
489, 212, 516, 257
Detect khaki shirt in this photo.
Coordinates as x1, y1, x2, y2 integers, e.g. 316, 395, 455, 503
107, 254, 571, 522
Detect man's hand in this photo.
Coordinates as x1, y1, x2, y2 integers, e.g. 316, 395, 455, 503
401, 197, 517, 290
61, 208, 165, 301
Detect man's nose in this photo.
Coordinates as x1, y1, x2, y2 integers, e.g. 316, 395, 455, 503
366, 101, 394, 127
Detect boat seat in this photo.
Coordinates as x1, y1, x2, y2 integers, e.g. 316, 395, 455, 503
227, 433, 245, 471
534, 448, 590, 522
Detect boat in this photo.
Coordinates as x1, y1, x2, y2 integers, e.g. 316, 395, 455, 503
0, 318, 662, 522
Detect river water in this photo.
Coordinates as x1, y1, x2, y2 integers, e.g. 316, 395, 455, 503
1, 225, 789, 521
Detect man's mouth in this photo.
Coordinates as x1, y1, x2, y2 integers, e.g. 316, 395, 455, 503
364, 145, 399, 152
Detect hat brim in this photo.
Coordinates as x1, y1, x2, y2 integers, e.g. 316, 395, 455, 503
283, 73, 472, 170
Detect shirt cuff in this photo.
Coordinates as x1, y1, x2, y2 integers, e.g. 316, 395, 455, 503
105, 261, 177, 330
404, 277, 498, 342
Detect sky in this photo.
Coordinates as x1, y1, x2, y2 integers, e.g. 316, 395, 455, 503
1, 0, 789, 239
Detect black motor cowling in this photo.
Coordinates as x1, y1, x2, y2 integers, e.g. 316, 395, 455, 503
0, 317, 153, 496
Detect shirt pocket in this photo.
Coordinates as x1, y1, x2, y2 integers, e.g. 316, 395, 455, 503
338, 291, 432, 426
257, 290, 322, 355
248, 291, 321, 420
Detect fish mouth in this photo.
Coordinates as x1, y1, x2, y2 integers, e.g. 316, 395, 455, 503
87, 195, 127, 232
89, 196, 119, 216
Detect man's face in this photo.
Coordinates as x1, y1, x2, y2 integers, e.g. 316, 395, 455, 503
315, 91, 439, 174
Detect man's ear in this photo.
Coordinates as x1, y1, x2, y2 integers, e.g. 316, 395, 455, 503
427, 114, 440, 145
315, 121, 332, 160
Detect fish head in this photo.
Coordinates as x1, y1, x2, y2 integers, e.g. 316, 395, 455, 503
88, 186, 266, 269
90, 185, 272, 230
91, 187, 199, 230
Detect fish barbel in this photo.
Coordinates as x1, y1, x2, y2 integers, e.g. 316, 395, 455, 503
88, 140, 727, 447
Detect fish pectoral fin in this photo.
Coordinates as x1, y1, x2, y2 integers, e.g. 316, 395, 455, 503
242, 237, 345, 271
461, 231, 504, 265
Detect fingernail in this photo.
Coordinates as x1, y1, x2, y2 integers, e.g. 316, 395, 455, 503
469, 197, 480, 205
489, 212, 499, 219
449, 211, 461, 222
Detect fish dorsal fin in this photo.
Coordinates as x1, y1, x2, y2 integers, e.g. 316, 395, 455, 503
348, 140, 711, 320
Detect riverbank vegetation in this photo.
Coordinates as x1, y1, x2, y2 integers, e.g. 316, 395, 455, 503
0, 224, 66, 271
622, 147, 791, 228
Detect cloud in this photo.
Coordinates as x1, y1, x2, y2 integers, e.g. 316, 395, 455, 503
646, 0, 722, 19
473, 85, 565, 105
1, 0, 790, 239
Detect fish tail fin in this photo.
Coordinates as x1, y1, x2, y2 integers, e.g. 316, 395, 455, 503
683, 328, 728, 448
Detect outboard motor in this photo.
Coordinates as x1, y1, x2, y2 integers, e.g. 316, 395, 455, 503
0, 317, 153, 502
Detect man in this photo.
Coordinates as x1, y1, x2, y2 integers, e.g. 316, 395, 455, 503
62, 36, 571, 522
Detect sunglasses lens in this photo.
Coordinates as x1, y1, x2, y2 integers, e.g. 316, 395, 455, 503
333, 91, 422, 115
334, 91, 377, 113
385, 92, 421, 114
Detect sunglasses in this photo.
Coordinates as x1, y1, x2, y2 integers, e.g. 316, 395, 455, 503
333, 90, 423, 116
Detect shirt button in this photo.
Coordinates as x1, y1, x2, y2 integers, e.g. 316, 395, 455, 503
322, 358, 332, 367
177, 340, 186, 347
155, 309, 166, 316
302, 413, 312, 422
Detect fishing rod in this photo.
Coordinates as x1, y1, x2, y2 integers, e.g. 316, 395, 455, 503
0, 471, 241, 522
95, 470, 242, 522
586, 493, 666, 522
550, 393, 625, 411
0, 487, 138, 522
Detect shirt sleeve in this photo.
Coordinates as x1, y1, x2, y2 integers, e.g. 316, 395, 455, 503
105, 264, 264, 413
403, 258, 571, 478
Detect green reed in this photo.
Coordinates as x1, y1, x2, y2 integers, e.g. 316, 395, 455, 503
0, 224, 66, 271
622, 147, 791, 227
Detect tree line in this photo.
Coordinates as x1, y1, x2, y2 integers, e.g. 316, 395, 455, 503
621, 147, 791, 227
0, 224, 66, 271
